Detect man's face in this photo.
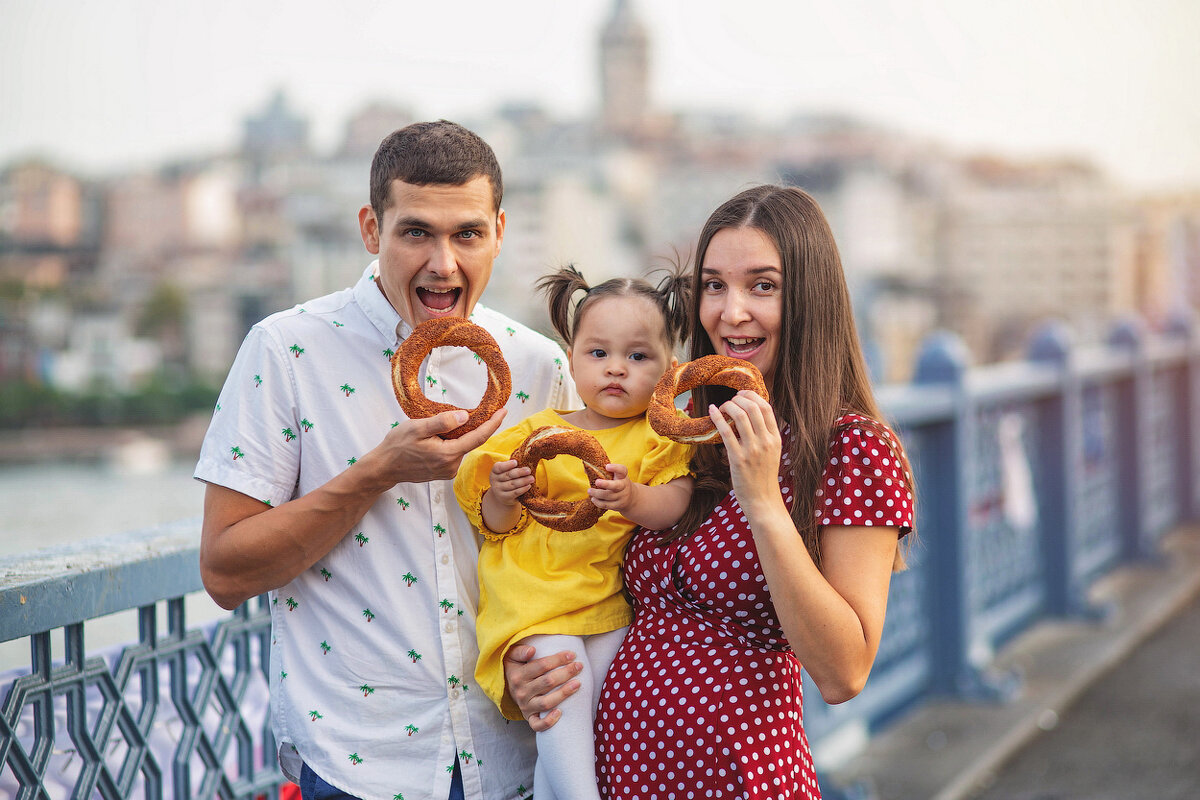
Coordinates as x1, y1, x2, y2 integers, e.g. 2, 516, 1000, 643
359, 176, 504, 328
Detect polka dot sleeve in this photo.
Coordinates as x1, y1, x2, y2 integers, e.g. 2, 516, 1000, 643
815, 414, 913, 534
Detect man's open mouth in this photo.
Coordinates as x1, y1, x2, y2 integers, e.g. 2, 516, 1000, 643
417, 287, 462, 312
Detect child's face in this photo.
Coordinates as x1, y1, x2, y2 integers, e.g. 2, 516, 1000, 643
567, 295, 675, 422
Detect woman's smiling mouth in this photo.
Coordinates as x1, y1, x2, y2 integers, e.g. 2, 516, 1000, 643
724, 336, 765, 355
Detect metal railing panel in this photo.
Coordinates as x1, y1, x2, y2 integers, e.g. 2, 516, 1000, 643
2, 527, 280, 800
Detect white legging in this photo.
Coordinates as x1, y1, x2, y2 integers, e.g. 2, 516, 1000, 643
524, 628, 627, 800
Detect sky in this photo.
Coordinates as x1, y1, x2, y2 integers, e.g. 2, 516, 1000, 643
2, 0, 1199, 191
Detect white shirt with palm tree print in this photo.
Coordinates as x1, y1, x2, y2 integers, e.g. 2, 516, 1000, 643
195, 262, 578, 800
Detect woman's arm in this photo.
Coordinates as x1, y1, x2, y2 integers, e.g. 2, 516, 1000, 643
710, 392, 899, 704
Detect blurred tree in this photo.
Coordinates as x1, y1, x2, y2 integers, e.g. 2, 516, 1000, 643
136, 281, 189, 372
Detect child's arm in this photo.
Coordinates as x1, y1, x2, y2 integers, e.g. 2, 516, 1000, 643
589, 465, 694, 531
480, 460, 535, 534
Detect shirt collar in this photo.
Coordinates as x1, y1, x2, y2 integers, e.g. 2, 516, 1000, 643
353, 260, 410, 346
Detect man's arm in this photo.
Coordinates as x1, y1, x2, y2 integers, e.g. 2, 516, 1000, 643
199, 408, 506, 609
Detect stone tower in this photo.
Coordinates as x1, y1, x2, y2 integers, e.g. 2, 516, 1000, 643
599, 0, 650, 137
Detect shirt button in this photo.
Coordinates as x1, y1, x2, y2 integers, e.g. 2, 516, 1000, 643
444, 621, 454, 633
441, 555, 450, 565
433, 490, 443, 503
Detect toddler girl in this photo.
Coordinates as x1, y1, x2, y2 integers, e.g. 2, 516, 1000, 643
454, 265, 694, 800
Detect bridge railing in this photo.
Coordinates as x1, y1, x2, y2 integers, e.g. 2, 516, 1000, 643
803, 316, 1200, 760
0, 526, 278, 800
4, 316, 1200, 796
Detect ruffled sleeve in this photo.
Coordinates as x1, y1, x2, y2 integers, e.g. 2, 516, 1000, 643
453, 418, 536, 541
815, 414, 913, 535
633, 412, 693, 488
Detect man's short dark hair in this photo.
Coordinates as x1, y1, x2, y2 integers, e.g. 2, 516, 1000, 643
370, 120, 503, 221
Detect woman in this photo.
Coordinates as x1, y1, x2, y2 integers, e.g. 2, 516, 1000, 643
505, 185, 915, 799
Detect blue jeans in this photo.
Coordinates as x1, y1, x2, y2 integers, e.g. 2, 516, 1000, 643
299, 759, 464, 800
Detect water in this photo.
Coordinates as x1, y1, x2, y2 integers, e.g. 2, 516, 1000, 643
0, 460, 205, 556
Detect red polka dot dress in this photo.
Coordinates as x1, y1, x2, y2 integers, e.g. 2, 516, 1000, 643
595, 414, 913, 799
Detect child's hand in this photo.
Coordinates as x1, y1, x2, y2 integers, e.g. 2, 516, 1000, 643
589, 463, 634, 513
487, 460, 535, 507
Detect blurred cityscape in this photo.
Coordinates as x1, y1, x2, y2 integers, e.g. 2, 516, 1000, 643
3, 0, 1200, 431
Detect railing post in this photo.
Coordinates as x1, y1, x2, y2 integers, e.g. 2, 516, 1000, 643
913, 331, 974, 696
1165, 308, 1200, 521
1027, 322, 1096, 618
1109, 317, 1154, 561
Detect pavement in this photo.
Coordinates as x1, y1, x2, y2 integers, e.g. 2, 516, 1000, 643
822, 524, 1200, 800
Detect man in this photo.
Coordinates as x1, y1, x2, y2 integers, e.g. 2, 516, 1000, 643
195, 121, 578, 800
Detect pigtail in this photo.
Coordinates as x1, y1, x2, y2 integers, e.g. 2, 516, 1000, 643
535, 265, 591, 346
652, 261, 692, 349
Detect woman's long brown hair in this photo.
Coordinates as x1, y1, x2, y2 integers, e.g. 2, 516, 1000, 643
663, 185, 914, 571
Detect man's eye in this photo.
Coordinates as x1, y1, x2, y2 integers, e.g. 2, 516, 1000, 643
458, 230, 479, 239
405, 229, 427, 238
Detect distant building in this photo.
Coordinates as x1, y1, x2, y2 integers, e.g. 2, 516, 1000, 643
932, 157, 1127, 362
339, 102, 414, 159
599, 0, 651, 138
0, 160, 97, 290
1119, 192, 1200, 328
0, 160, 84, 247
242, 89, 311, 183
48, 310, 161, 393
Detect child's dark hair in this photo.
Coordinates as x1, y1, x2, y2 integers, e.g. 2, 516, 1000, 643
536, 264, 690, 350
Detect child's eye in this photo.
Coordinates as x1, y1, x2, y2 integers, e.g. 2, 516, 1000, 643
629, 352, 647, 362
589, 349, 607, 359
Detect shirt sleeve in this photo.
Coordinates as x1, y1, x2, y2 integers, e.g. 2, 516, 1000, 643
633, 419, 693, 488
194, 325, 302, 507
815, 419, 913, 534
453, 419, 535, 540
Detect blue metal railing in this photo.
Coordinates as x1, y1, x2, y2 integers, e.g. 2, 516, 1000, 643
0, 526, 278, 800
4, 316, 1200, 797
803, 316, 1200, 751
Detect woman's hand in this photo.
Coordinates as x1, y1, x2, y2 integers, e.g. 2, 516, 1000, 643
503, 644, 583, 732
709, 390, 784, 515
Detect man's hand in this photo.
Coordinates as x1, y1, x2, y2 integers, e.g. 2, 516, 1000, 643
503, 644, 582, 732
364, 407, 508, 487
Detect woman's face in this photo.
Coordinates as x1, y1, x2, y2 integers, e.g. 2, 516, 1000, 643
698, 226, 784, 389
